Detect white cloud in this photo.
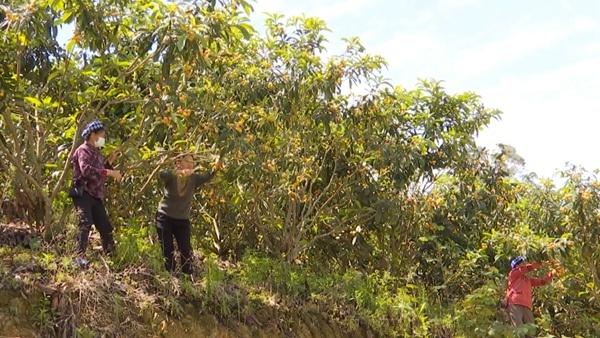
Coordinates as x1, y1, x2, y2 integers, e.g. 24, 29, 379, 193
313, 0, 373, 22
369, 30, 447, 87
437, 0, 481, 11
583, 42, 600, 55
253, 0, 373, 22
374, 32, 441, 64
252, 0, 286, 15
453, 19, 597, 78
477, 56, 600, 177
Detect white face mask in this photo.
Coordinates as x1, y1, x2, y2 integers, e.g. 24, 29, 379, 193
95, 137, 106, 148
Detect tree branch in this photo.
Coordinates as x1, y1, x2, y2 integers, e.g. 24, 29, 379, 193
0, 139, 47, 200
138, 155, 170, 194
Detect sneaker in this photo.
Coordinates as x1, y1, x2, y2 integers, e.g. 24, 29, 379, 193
74, 257, 90, 269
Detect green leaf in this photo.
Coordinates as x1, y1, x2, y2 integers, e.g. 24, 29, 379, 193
49, 0, 65, 11
47, 70, 61, 82
234, 23, 254, 40
176, 35, 187, 51
66, 38, 76, 53
17, 33, 28, 46
116, 60, 132, 68
59, 10, 75, 24
24, 96, 42, 107
242, 2, 253, 16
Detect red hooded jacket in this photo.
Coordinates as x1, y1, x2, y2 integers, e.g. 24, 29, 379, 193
505, 262, 552, 309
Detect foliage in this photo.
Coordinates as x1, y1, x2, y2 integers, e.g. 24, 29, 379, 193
33, 295, 54, 333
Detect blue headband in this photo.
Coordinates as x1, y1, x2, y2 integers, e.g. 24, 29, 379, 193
81, 120, 104, 140
511, 256, 526, 269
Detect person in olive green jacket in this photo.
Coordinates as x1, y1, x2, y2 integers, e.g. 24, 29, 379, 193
155, 154, 223, 274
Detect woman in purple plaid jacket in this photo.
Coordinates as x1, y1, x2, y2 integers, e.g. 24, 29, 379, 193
70, 120, 122, 268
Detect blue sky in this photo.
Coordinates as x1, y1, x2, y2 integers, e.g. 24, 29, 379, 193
57, 0, 600, 178
251, 0, 600, 178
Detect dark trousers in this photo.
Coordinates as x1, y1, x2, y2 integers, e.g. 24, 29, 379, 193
73, 192, 114, 255
155, 212, 193, 274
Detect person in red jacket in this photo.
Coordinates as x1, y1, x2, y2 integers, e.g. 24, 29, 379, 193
504, 256, 553, 326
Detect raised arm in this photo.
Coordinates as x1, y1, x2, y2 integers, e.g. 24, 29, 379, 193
194, 171, 216, 188
193, 158, 223, 188
531, 272, 553, 287
511, 262, 543, 279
